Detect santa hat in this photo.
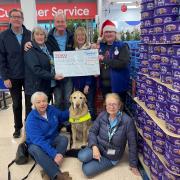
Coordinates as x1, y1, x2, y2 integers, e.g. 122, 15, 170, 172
100, 19, 117, 37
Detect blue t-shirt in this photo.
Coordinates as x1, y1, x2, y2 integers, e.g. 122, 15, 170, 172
53, 30, 67, 51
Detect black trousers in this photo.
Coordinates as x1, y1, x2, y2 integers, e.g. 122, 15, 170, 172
9, 79, 26, 131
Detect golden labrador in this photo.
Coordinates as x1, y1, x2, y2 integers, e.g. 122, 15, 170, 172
69, 91, 91, 149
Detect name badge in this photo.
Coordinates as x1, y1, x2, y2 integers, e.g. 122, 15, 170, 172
107, 149, 116, 155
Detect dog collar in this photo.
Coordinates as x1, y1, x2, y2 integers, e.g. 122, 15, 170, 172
69, 112, 91, 123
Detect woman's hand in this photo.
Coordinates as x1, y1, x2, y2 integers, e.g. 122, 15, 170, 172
98, 55, 104, 62
92, 146, 101, 161
54, 153, 64, 166
91, 43, 98, 49
4, 79, 12, 88
83, 85, 89, 94
24, 41, 32, 51
130, 167, 140, 176
54, 74, 64, 80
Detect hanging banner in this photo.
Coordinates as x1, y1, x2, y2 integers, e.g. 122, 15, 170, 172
0, 2, 97, 22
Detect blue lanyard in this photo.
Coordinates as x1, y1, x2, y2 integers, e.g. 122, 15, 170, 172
108, 112, 122, 143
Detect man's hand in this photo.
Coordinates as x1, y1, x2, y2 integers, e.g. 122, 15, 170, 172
54, 74, 64, 80
130, 167, 140, 176
83, 85, 89, 94
54, 153, 63, 166
92, 146, 101, 161
4, 79, 12, 88
24, 41, 32, 51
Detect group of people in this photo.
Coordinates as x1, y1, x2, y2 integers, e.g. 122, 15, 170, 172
0, 8, 139, 180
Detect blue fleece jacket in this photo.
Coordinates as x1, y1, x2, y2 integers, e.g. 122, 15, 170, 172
25, 105, 69, 159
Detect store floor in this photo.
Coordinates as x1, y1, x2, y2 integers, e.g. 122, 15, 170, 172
0, 105, 142, 180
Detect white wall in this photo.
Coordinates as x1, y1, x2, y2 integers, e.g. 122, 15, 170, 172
100, 1, 141, 32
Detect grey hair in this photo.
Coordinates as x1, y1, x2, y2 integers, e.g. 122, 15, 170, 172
31, 26, 48, 42
54, 12, 67, 21
31, 92, 48, 109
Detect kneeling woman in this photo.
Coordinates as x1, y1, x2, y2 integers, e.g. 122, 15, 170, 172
78, 93, 140, 177
26, 92, 72, 180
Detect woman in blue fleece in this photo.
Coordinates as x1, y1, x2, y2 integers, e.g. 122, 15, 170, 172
78, 93, 140, 177
25, 92, 72, 180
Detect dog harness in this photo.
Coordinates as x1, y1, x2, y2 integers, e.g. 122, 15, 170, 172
69, 112, 91, 123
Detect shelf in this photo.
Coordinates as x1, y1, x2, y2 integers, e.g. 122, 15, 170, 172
134, 97, 180, 138
139, 154, 151, 180
144, 74, 179, 93
137, 128, 180, 177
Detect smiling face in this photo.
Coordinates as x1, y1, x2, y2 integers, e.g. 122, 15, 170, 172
54, 14, 67, 33
33, 30, 46, 45
34, 95, 48, 115
105, 94, 121, 118
9, 10, 23, 29
103, 31, 116, 44
76, 31, 86, 47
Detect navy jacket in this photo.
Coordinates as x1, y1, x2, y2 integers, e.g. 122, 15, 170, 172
88, 111, 138, 167
26, 105, 69, 159
0, 25, 31, 80
24, 41, 54, 96
99, 41, 130, 92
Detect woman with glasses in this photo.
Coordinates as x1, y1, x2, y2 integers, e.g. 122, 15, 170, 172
78, 93, 140, 177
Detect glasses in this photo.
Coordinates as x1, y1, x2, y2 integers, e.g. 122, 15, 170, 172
106, 103, 119, 108
10, 16, 23, 20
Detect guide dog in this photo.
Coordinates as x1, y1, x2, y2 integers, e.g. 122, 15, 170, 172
69, 91, 91, 149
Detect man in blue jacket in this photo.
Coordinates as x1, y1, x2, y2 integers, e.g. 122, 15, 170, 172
0, 8, 31, 138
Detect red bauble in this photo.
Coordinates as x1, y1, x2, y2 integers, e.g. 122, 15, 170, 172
121, 4, 127, 12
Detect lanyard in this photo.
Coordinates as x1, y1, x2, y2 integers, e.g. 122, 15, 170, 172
108, 112, 122, 143
108, 125, 118, 143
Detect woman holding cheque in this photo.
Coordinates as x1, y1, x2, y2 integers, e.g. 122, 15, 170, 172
72, 27, 96, 121
24, 26, 63, 116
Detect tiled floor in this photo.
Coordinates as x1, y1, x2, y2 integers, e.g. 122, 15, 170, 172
0, 104, 142, 180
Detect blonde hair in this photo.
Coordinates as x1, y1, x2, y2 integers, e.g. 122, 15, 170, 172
74, 26, 89, 48
105, 93, 123, 110
31, 26, 48, 42
31, 92, 48, 109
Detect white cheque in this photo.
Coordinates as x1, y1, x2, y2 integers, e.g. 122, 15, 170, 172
53, 49, 100, 77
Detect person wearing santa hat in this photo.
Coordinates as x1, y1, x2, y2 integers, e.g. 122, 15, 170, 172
98, 19, 130, 104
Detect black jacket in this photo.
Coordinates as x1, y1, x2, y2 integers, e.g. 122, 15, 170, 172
0, 25, 31, 80
24, 41, 54, 96
47, 27, 74, 52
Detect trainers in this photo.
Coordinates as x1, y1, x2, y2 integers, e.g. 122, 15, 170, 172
13, 129, 21, 138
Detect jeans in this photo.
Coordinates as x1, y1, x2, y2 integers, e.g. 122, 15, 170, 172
9, 79, 26, 131
28, 135, 68, 179
78, 147, 114, 177
54, 77, 73, 110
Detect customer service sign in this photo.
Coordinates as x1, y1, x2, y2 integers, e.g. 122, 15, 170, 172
0, 2, 96, 22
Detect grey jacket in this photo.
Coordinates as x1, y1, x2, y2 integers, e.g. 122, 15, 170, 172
88, 111, 138, 167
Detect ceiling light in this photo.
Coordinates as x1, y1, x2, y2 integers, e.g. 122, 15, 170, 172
116, 1, 132, 4
127, 5, 140, 8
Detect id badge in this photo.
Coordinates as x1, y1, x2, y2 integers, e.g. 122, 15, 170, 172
107, 149, 116, 155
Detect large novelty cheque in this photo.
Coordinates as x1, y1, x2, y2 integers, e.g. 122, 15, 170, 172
54, 49, 100, 77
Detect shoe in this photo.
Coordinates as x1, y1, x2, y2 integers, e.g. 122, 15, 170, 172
56, 172, 72, 180
13, 129, 21, 138
40, 170, 50, 180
